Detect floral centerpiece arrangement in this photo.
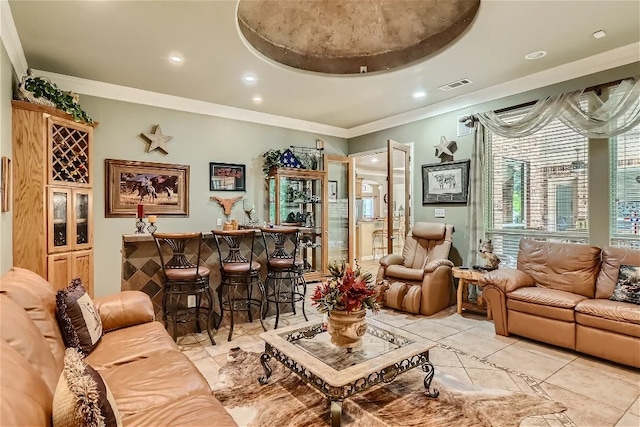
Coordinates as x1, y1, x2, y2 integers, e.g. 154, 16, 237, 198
312, 260, 381, 349
312, 260, 380, 314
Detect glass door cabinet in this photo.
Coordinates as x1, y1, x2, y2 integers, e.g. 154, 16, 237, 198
268, 168, 326, 281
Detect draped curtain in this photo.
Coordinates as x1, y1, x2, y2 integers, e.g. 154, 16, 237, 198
464, 77, 640, 264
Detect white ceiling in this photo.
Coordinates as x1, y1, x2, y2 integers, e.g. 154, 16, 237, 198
7, 0, 640, 134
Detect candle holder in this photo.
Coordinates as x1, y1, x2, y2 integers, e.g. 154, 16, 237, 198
135, 218, 146, 234
147, 222, 157, 234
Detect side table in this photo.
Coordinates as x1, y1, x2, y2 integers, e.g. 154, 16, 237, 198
452, 267, 492, 319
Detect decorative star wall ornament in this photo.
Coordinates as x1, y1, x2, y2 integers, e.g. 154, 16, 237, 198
142, 124, 173, 154
434, 136, 455, 158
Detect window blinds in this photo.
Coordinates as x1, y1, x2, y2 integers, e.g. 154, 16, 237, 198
610, 121, 640, 248
486, 108, 589, 260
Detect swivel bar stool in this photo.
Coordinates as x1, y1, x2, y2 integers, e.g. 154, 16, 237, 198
260, 227, 308, 329
212, 229, 266, 341
153, 232, 215, 345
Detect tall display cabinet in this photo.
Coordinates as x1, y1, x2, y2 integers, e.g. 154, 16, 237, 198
267, 167, 327, 281
12, 101, 95, 296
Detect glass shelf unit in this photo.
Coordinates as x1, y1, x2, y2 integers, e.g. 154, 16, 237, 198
268, 168, 327, 281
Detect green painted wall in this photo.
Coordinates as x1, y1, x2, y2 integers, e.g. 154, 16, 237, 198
80, 96, 348, 296
0, 43, 14, 274
348, 62, 640, 265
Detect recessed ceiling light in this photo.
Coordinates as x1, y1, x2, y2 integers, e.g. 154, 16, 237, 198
169, 55, 183, 63
593, 30, 607, 39
251, 95, 263, 104
243, 74, 257, 84
524, 50, 547, 60
370, 158, 379, 163
413, 91, 426, 99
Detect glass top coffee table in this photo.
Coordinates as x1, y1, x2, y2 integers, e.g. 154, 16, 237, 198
259, 318, 438, 427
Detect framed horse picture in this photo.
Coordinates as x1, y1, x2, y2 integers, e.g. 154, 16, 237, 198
105, 159, 189, 217
422, 159, 470, 204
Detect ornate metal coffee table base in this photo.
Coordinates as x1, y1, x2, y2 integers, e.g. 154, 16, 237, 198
258, 342, 439, 426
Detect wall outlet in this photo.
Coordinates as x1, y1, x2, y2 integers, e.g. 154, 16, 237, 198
187, 295, 196, 308
216, 218, 222, 226
435, 208, 445, 218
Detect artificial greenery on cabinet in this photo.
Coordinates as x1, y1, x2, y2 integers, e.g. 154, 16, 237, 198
17, 69, 94, 124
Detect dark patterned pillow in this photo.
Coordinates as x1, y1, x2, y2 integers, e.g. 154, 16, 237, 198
610, 265, 640, 305
53, 348, 122, 427
56, 278, 102, 355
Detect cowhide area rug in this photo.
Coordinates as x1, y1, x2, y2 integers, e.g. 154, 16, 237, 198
211, 349, 566, 427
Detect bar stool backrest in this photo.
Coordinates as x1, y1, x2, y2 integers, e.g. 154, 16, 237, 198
152, 232, 204, 280
260, 227, 300, 264
212, 229, 257, 271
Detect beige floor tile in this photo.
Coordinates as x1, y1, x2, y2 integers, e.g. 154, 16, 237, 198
570, 355, 640, 387
509, 372, 538, 394
429, 346, 463, 368
541, 382, 624, 427
438, 329, 512, 358
368, 310, 423, 327
467, 322, 521, 344
402, 318, 459, 341
629, 397, 639, 416
430, 312, 486, 332
458, 354, 494, 370
192, 357, 221, 388
435, 366, 472, 384
487, 344, 567, 381
616, 412, 640, 427
182, 346, 211, 362
545, 361, 639, 411
226, 406, 258, 426
520, 416, 550, 427
511, 339, 579, 364
465, 367, 520, 391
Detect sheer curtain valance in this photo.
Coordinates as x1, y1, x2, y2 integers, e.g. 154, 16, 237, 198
465, 77, 640, 139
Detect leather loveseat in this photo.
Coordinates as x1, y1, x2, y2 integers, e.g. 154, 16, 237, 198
481, 240, 639, 368
0, 267, 237, 426
376, 222, 455, 316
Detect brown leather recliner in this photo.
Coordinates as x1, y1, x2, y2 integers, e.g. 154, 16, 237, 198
376, 222, 455, 315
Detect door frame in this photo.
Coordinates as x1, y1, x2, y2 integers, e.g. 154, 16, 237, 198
324, 154, 356, 269
387, 140, 411, 254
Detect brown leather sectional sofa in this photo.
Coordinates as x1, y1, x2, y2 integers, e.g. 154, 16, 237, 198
481, 240, 640, 368
0, 267, 237, 426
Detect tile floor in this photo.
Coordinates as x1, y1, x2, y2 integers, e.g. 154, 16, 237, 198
179, 261, 640, 427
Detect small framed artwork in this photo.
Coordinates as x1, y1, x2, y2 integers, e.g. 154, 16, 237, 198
105, 159, 189, 217
328, 180, 338, 202
422, 160, 470, 204
1, 156, 11, 212
210, 162, 246, 191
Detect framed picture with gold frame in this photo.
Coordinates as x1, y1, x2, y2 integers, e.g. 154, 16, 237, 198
105, 159, 189, 217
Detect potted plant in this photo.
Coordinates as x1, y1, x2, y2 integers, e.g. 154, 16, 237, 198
262, 149, 283, 177
311, 260, 381, 350
17, 69, 94, 124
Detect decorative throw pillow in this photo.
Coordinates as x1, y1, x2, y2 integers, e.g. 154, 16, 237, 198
56, 278, 102, 355
610, 265, 640, 305
53, 348, 122, 427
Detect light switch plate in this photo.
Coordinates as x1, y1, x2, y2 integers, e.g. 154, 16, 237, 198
187, 295, 196, 308
216, 218, 222, 226
435, 208, 445, 218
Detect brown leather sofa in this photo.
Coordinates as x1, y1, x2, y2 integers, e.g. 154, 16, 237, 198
481, 240, 640, 368
376, 222, 455, 316
0, 267, 237, 426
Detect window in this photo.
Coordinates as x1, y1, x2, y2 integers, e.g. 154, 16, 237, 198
362, 197, 374, 219
486, 108, 589, 260
610, 122, 640, 248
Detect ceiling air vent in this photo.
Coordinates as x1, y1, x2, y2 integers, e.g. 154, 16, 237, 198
439, 78, 473, 91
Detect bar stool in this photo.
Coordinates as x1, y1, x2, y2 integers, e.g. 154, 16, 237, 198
260, 227, 308, 329
212, 229, 266, 341
152, 232, 215, 345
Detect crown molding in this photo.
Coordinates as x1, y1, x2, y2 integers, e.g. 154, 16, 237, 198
0, 0, 27, 77
347, 42, 640, 138
32, 70, 349, 139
